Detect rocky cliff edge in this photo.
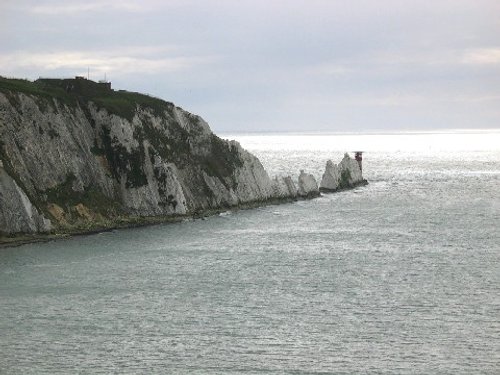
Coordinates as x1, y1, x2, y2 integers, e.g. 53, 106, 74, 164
0, 77, 366, 239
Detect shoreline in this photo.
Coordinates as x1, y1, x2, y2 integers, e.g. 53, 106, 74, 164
0, 196, 297, 249
0, 181, 369, 249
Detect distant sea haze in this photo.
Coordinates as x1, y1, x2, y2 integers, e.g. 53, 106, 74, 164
1, 131, 499, 374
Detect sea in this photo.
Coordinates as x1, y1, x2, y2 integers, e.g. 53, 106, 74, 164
1, 130, 499, 374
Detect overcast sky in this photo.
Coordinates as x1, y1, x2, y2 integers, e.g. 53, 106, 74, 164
1, 0, 499, 132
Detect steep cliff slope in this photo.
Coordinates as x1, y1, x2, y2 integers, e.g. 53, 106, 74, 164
0, 77, 278, 236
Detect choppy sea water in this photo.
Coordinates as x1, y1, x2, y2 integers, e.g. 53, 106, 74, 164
1, 131, 499, 374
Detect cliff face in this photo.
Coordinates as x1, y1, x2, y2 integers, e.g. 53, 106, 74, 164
0, 162, 52, 234
0, 77, 367, 238
0, 78, 278, 235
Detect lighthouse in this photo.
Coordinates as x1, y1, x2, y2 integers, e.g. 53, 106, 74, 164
354, 151, 363, 173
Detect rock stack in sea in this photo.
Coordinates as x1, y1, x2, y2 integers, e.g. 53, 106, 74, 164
319, 153, 367, 192
297, 170, 320, 198
268, 152, 367, 200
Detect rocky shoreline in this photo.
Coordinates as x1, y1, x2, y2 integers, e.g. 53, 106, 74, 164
0, 168, 368, 248
0, 76, 367, 247
0, 196, 295, 248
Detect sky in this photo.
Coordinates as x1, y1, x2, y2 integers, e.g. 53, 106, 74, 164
1, 0, 499, 133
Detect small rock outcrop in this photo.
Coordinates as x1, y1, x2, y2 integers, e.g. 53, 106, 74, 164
271, 176, 298, 199
320, 153, 367, 192
319, 160, 341, 192
297, 170, 320, 198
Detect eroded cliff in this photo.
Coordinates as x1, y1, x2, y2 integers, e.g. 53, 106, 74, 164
0, 77, 367, 240
0, 77, 280, 236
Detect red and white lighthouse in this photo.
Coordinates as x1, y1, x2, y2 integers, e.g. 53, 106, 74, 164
354, 151, 363, 172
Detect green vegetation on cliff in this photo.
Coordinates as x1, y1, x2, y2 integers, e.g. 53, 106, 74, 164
0, 75, 252, 233
0, 76, 174, 121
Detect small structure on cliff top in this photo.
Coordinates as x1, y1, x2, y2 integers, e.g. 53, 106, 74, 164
98, 73, 112, 91
37, 76, 112, 94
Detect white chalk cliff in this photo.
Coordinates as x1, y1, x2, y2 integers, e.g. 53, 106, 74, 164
0, 77, 366, 238
0, 161, 52, 234
0, 78, 300, 236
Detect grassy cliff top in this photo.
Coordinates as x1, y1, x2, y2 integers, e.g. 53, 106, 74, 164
0, 76, 174, 120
